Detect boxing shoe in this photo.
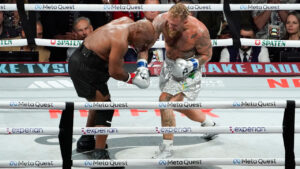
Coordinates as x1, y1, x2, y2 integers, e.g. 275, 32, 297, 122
76, 135, 108, 153
152, 141, 174, 159
77, 135, 95, 152
91, 149, 110, 159
91, 149, 125, 169
201, 121, 218, 140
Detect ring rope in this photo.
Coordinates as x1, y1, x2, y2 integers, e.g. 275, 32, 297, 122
0, 158, 299, 168
1, 4, 300, 12
0, 38, 298, 48
0, 100, 297, 110
1, 126, 300, 135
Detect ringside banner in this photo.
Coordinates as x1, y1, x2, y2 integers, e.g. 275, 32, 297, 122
150, 62, 300, 76
0, 62, 299, 76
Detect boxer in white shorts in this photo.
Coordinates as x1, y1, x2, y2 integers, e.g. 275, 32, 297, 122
152, 3, 218, 159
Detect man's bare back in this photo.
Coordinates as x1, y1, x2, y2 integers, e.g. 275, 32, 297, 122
153, 12, 212, 64
84, 17, 133, 61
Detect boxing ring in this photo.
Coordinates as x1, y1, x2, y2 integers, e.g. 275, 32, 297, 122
0, 76, 299, 169
0, 2, 300, 169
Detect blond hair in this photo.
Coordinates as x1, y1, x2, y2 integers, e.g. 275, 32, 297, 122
168, 3, 189, 20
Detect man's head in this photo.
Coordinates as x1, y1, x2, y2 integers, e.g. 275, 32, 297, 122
73, 17, 93, 40
218, 25, 232, 39
240, 25, 255, 51
167, 3, 189, 38
144, 0, 160, 22
21, 21, 43, 39
178, 0, 196, 17
129, 19, 156, 52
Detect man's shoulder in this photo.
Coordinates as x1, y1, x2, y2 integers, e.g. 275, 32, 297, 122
110, 36, 128, 49
109, 16, 134, 25
160, 12, 168, 17
189, 16, 207, 31
155, 13, 168, 22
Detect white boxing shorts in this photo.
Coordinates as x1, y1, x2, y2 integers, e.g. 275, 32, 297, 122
159, 57, 202, 101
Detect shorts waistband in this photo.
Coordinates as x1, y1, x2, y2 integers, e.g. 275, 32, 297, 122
80, 44, 93, 57
79, 44, 108, 64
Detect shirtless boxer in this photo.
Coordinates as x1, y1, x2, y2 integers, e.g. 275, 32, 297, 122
68, 17, 156, 162
152, 3, 217, 158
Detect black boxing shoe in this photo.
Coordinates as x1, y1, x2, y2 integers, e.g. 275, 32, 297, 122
92, 149, 110, 159
76, 135, 95, 152
91, 149, 125, 169
77, 135, 108, 153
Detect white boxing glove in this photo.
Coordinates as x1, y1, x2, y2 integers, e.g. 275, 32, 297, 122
126, 59, 150, 89
172, 58, 199, 78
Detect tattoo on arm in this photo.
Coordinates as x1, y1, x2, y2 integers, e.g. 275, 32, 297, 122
191, 33, 198, 39
195, 29, 212, 65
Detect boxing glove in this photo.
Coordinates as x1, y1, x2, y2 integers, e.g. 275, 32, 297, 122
126, 59, 150, 89
172, 58, 199, 78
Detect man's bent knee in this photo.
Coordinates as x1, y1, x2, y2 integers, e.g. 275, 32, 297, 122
159, 93, 184, 102
159, 93, 173, 101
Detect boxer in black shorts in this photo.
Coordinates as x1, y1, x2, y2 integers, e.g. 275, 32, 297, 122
69, 45, 110, 100
69, 44, 113, 127
68, 17, 156, 163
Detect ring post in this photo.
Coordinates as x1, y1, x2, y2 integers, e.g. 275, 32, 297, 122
58, 102, 74, 169
282, 100, 296, 169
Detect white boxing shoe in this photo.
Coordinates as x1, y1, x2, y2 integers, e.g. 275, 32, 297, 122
201, 121, 218, 140
152, 142, 174, 159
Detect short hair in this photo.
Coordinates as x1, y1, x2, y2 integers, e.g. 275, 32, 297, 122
178, 0, 193, 4
134, 19, 155, 43
240, 24, 255, 32
135, 19, 155, 34
168, 3, 189, 20
72, 17, 91, 31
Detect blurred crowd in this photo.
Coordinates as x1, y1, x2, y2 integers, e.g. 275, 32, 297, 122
0, 0, 300, 62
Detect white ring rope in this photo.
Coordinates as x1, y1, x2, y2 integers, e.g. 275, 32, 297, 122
1, 126, 300, 135
0, 101, 66, 110
1, 4, 300, 12
0, 38, 298, 48
0, 158, 299, 168
1, 100, 297, 110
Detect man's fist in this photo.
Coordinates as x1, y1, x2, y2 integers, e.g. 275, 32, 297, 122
126, 59, 150, 89
172, 58, 199, 78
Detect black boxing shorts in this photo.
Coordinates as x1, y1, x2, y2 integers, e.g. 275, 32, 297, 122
68, 44, 110, 99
